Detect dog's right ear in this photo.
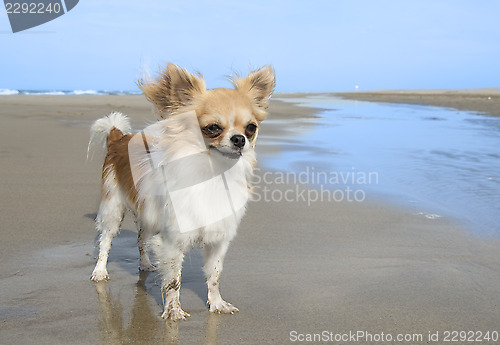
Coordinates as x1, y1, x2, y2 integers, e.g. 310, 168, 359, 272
138, 63, 206, 118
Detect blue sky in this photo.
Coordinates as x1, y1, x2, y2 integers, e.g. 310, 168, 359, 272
1, 0, 499, 92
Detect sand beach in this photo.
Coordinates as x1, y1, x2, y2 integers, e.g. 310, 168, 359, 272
1, 93, 499, 344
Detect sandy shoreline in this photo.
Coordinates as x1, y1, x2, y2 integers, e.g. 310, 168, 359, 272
332, 89, 500, 116
1, 94, 500, 344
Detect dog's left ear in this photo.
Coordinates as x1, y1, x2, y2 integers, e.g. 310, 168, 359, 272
233, 66, 276, 111
138, 63, 206, 118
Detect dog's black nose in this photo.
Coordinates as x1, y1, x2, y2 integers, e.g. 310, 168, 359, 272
230, 134, 246, 148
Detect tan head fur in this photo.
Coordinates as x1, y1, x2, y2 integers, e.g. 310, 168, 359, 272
138, 64, 275, 155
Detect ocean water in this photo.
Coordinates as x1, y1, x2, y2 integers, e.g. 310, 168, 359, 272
259, 96, 500, 237
0, 88, 141, 95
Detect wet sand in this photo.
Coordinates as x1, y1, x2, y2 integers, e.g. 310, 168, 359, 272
333, 89, 500, 116
1, 94, 500, 344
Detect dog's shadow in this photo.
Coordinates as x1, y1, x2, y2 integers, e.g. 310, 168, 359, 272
94, 272, 222, 345
87, 213, 227, 343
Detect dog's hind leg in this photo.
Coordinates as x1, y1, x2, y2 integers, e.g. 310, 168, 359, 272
133, 214, 156, 272
91, 171, 125, 281
203, 240, 239, 314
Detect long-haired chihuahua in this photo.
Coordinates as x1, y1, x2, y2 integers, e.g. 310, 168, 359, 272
88, 64, 275, 320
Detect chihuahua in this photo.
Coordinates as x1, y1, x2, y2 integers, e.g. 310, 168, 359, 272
88, 64, 275, 320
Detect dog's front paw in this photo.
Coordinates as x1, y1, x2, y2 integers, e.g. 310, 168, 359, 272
90, 268, 109, 282
209, 300, 239, 314
161, 307, 191, 321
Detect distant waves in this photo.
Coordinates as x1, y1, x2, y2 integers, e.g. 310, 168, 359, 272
0, 89, 142, 96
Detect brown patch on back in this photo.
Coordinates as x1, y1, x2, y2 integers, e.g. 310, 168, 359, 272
101, 130, 139, 207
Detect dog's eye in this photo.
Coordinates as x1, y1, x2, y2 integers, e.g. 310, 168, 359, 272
245, 123, 257, 137
203, 124, 223, 137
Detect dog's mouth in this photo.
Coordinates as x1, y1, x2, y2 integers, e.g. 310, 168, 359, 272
210, 146, 242, 159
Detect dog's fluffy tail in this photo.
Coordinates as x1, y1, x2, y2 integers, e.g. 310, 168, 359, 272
87, 112, 132, 160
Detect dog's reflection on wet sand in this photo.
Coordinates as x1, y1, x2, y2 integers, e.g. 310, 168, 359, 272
94, 271, 222, 345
